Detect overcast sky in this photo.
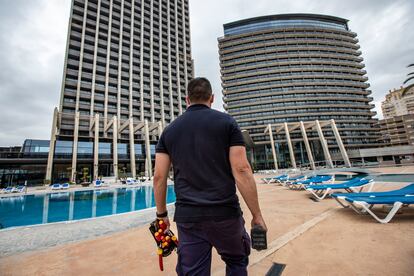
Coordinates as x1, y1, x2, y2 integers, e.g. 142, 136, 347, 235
0, 0, 413, 146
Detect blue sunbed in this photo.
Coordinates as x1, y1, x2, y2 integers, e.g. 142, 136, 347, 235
3, 186, 13, 193
126, 178, 137, 185
332, 183, 414, 199
288, 175, 333, 190
13, 186, 26, 193
51, 183, 62, 190
283, 175, 307, 186
61, 183, 70, 189
305, 178, 374, 201
262, 174, 288, 184
342, 195, 414, 223
332, 183, 414, 223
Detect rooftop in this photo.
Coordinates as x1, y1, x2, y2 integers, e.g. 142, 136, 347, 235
223, 13, 349, 36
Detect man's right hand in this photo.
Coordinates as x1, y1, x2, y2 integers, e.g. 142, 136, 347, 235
159, 216, 171, 233
229, 146, 267, 232
251, 214, 267, 232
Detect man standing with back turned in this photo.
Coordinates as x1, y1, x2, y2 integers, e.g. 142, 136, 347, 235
153, 77, 267, 276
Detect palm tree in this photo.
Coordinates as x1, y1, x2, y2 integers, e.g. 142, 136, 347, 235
402, 64, 414, 95
403, 64, 414, 86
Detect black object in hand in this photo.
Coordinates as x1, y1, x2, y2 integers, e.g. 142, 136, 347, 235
251, 225, 267, 251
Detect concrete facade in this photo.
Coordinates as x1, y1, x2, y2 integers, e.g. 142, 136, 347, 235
342, 145, 414, 166
378, 114, 414, 147
218, 14, 379, 169
381, 86, 414, 119
47, 0, 193, 182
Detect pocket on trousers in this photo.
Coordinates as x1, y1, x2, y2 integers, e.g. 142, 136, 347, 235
242, 231, 251, 256
177, 222, 196, 230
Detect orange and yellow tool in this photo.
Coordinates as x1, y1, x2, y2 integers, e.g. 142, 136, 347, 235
149, 219, 179, 271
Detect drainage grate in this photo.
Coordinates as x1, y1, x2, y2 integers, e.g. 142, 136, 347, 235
265, 262, 286, 276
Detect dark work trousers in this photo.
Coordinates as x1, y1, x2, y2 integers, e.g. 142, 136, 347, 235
176, 216, 251, 276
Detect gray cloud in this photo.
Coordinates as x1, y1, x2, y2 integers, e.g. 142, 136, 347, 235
0, 0, 413, 146
190, 0, 414, 116
0, 0, 70, 146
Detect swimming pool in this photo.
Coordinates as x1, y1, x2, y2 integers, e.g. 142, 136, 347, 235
0, 186, 176, 230
332, 173, 414, 182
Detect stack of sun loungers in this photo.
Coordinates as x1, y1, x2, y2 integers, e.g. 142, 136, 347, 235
332, 184, 414, 223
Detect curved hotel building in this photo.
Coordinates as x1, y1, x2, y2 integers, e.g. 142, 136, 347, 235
219, 14, 379, 169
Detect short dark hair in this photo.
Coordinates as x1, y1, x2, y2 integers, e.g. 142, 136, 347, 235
187, 77, 212, 103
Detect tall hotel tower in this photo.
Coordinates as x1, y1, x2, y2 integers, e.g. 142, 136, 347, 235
219, 14, 379, 169
46, 0, 193, 182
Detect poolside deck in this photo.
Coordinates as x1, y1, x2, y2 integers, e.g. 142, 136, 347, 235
0, 170, 413, 275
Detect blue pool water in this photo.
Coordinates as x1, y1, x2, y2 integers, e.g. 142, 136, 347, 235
332, 173, 414, 182
0, 186, 176, 229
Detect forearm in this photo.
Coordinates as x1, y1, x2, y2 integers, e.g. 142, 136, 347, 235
234, 166, 262, 218
153, 175, 168, 214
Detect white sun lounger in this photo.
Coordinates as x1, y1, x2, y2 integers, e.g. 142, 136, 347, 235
337, 194, 414, 223
51, 183, 62, 190
2, 187, 14, 193
94, 180, 103, 187
332, 184, 414, 223
61, 183, 70, 189
12, 186, 26, 193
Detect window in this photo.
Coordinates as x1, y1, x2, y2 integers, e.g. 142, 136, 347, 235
99, 143, 111, 158
78, 142, 93, 158
118, 143, 128, 159
135, 144, 143, 158
55, 141, 73, 158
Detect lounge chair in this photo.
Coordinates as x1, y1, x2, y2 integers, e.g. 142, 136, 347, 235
332, 183, 414, 207
305, 178, 374, 201
51, 183, 62, 190
262, 174, 288, 184
261, 176, 274, 184
61, 183, 70, 189
2, 186, 14, 193
334, 193, 414, 223
288, 175, 334, 190
126, 178, 137, 185
275, 174, 289, 184
283, 175, 307, 186
94, 180, 102, 187
332, 184, 414, 223
12, 186, 26, 193
139, 176, 150, 183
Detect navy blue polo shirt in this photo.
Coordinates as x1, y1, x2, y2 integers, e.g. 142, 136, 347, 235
156, 104, 245, 222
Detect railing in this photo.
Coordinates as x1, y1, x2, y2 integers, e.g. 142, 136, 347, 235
0, 152, 48, 159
